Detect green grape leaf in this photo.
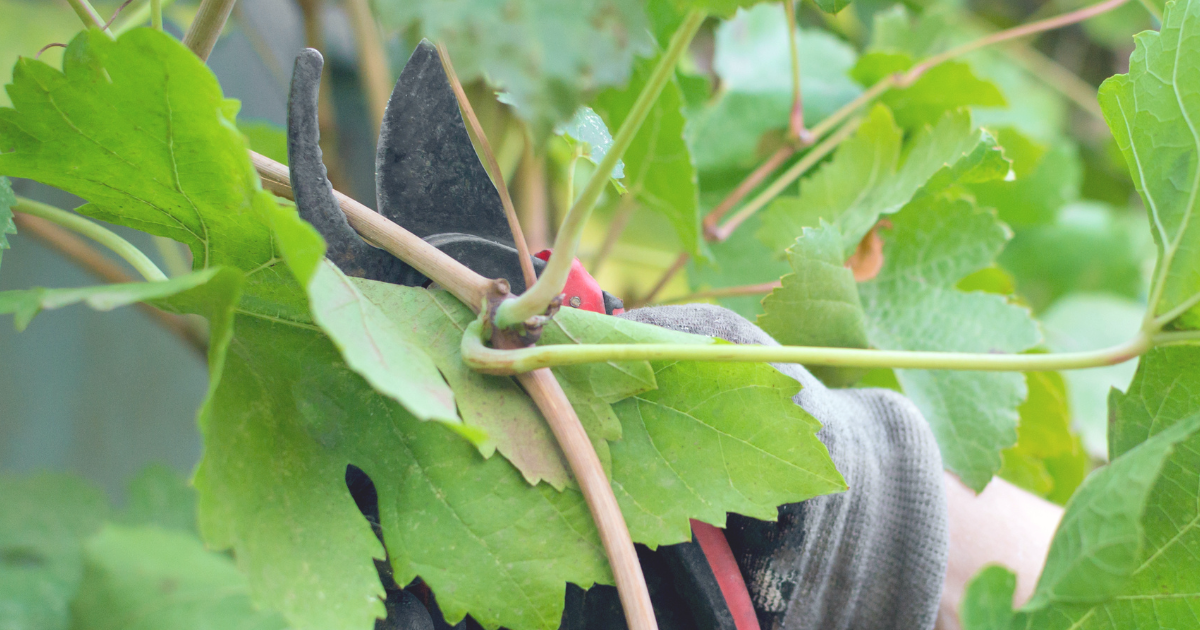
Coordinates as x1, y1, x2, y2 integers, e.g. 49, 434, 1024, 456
0, 0, 84, 108
119, 465, 198, 535
199, 312, 612, 630
1100, 1, 1200, 330
239, 120, 289, 166
354, 281, 570, 488
758, 105, 1008, 257
999, 203, 1146, 313
858, 197, 1041, 491
593, 56, 706, 260
960, 565, 1017, 630
999, 372, 1087, 503
0, 473, 109, 630
71, 524, 288, 630
1021, 413, 1200, 613
757, 222, 869, 383
373, 0, 654, 137
556, 106, 625, 180
610, 359, 847, 546
851, 53, 1006, 130
687, 5, 861, 173
814, 0, 851, 13
0, 176, 14, 270
969, 129, 1082, 229
0, 29, 276, 272
0, 268, 235, 332
1109, 345, 1200, 459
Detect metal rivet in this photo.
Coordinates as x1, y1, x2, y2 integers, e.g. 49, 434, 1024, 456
569, 296, 582, 308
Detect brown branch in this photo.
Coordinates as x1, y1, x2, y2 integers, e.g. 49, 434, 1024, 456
344, 0, 391, 134
517, 369, 658, 630
12, 212, 208, 358
437, 42, 537, 291
181, 0, 237, 61
254, 149, 658, 629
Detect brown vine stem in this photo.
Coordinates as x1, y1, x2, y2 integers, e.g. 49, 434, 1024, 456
11, 212, 208, 357
182, 0, 237, 61
253, 151, 659, 630
344, 0, 391, 134
438, 42, 538, 290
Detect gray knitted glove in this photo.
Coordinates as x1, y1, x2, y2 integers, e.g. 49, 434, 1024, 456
618, 304, 949, 630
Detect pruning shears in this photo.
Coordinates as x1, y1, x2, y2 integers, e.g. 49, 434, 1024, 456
286, 42, 764, 630
285, 41, 623, 315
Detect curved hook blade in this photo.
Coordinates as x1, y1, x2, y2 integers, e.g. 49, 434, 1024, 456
288, 48, 422, 285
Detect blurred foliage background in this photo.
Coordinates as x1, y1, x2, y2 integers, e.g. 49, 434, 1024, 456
0, 0, 1157, 508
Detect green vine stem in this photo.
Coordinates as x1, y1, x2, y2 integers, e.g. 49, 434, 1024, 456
66, 0, 114, 37
1153, 330, 1200, 346
151, 0, 163, 31
13, 197, 168, 282
462, 319, 1153, 375
493, 9, 706, 330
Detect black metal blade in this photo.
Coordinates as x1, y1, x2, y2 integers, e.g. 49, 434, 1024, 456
288, 49, 422, 285
376, 40, 515, 249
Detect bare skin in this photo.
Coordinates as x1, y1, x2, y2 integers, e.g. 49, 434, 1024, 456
936, 474, 1064, 629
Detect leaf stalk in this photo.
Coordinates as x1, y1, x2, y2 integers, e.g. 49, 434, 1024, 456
13, 197, 167, 282
493, 9, 706, 330
182, 0, 238, 61
66, 0, 115, 37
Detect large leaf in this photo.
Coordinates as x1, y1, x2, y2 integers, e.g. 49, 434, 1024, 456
609, 359, 846, 546
1019, 414, 1200, 614
1100, 0, 1200, 330
758, 223, 868, 350
593, 56, 705, 260
858, 197, 1041, 490
72, 524, 288, 630
686, 5, 861, 174
0, 474, 108, 630
0, 29, 274, 272
1110, 345, 1200, 460
373, 0, 654, 137
757, 105, 1008, 256
118, 465, 198, 535
0, 176, 13, 270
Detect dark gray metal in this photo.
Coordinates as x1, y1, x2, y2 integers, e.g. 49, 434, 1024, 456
287, 49, 423, 286
376, 40, 514, 248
